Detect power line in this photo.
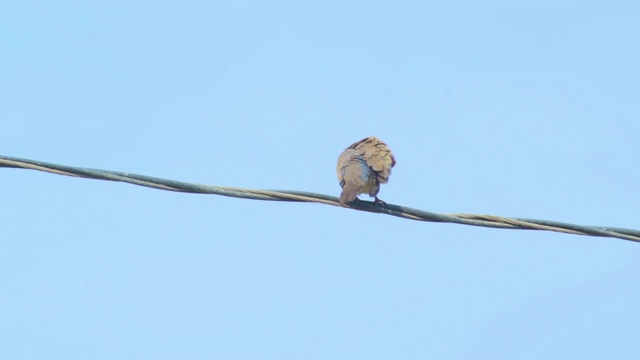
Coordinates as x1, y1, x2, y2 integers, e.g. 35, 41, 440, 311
2, 154, 638, 243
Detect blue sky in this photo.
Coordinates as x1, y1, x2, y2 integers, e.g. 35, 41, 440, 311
2, 1, 639, 359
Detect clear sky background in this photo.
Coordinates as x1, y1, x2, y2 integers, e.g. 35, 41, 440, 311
2, 1, 639, 359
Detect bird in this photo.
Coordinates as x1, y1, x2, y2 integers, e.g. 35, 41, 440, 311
336, 136, 396, 204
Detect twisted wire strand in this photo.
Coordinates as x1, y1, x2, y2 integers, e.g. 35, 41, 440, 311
2, 155, 638, 243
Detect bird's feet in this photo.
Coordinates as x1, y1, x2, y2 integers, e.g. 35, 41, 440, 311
373, 196, 387, 208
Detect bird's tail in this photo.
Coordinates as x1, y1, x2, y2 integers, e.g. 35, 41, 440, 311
339, 184, 359, 204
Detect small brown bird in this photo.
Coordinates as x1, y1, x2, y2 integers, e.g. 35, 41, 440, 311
336, 136, 396, 204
